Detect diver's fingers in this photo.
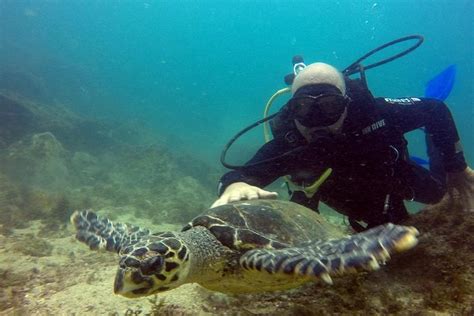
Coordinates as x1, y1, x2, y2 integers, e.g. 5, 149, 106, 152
256, 188, 279, 199
211, 189, 251, 208
211, 192, 239, 208
245, 191, 260, 200
210, 185, 278, 208
242, 188, 277, 201
211, 198, 226, 208
228, 192, 244, 203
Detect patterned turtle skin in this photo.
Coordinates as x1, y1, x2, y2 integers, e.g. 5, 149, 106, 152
70, 199, 419, 298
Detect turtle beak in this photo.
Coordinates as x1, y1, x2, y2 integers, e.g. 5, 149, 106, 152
114, 268, 153, 298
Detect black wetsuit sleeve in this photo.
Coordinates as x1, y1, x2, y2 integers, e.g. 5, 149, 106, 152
217, 139, 294, 196
380, 97, 467, 172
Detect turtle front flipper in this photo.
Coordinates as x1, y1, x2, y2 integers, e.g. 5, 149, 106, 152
71, 210, 151, 253
239, 223, 419, 284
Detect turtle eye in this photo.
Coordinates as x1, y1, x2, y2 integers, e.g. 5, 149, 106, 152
140, 256, 164, 275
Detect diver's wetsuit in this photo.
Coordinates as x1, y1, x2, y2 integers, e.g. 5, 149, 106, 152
217, 87, 467, 231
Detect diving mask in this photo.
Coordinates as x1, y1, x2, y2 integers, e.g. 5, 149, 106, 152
288, 93, 349, 128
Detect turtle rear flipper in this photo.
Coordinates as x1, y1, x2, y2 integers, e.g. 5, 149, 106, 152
240, 223, 419, 284
71, 210, 151, 253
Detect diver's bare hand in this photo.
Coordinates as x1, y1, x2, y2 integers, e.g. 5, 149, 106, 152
436, 166, 474, 212
211, 182, 278, 208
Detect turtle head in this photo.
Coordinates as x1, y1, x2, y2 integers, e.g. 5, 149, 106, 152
114, 233, 191, 298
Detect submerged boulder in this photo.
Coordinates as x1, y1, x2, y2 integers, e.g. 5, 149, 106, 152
3, 132, 70, 190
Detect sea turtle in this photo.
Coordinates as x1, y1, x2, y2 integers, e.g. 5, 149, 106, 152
71, 199, 418, 298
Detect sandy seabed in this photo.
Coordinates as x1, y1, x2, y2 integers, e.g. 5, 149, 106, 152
1, 203, 473, 316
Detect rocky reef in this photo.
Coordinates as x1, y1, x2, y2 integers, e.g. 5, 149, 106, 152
0, 92, 216, 227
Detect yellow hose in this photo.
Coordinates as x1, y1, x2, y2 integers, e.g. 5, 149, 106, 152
302, 168, 333, 198
262, 87, 332, 197
263, 87, 291, 143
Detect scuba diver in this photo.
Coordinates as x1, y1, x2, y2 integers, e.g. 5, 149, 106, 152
212, 36, 473, 231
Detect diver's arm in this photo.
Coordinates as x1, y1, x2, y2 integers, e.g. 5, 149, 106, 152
380, 97, 467, 172
218, 139, 292, 192
381, 97, 473, 212
212, 140, 293, 207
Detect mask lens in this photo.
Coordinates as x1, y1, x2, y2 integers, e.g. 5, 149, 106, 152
289, 97, 318, 117
289, 94, 348, 127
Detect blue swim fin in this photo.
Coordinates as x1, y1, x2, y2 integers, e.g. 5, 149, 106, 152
409, 155, 429, 166
424, 64, 456, 101
413, 65, 456, 166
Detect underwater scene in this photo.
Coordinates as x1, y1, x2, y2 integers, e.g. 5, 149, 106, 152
0, 0, 473, 315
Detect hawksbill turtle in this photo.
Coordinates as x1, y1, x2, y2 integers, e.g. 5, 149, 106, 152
70, 200, 418, 298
